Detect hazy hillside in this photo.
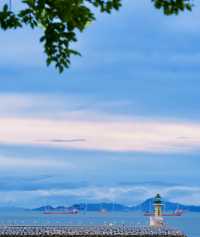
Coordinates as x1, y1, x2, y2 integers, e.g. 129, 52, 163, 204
32, 198, 200, 212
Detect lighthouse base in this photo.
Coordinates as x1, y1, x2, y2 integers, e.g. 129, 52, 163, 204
149, 216, 164, 227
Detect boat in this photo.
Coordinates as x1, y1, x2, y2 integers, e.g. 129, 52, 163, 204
44, 209, 79, 215
144, 210, 183, 216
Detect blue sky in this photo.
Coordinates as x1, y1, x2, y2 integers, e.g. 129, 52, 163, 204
0, 0, 200, 207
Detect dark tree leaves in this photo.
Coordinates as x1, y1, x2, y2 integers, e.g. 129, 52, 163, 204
152, 0, 193, 15
0, 0, 193, 73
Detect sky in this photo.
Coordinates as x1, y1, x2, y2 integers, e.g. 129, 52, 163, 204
0, 0, 200, 208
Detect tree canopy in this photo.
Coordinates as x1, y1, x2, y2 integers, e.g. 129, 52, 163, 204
0, 0, 193, 73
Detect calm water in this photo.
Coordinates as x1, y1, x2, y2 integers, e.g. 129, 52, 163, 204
0, 210, 198, 237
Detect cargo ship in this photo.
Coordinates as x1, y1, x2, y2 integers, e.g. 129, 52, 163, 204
43, 209, 79, 215
144, 209, 183, 216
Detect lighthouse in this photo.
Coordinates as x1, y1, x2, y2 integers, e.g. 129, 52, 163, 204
154, 193, 163, 217
149, 194, 164, 227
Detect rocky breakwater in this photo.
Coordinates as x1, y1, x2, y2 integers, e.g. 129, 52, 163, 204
0, 225, 187, 237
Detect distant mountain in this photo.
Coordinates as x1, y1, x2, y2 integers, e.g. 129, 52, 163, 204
33, 205, 54, 211
33, 205, 69, 211
69, 203, 129, 212
32, 198, 200, 213
132, 198, 200, 213
32, 203, 129, 212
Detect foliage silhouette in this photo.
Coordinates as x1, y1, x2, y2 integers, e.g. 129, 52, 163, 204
0, 0, 193, 73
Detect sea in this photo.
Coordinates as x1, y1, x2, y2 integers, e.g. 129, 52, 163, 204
0, 210, 198, 237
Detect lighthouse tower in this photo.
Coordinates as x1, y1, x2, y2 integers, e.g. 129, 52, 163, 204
149, 194, 164, 227
154, 193, 163, 217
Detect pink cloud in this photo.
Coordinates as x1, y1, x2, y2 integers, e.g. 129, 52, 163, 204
0, 117, 200, 153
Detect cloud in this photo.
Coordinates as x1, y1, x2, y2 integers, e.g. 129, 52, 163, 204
38, 139, 86, 143
0, 183, 200, 207
0, 175, 88, 192
0, 186, 158, 207
0, 155, 76, 172
0, 1, 199, 209
37, 184, 200, 206
0, 93, 133, 118
1, 116, 200, 153
1, 93, 200, 153
161, 186, 200, 206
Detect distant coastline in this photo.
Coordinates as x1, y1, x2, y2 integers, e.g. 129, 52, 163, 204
30, 198, 200, 213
